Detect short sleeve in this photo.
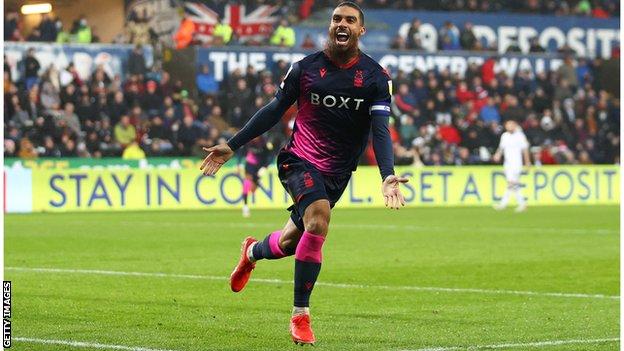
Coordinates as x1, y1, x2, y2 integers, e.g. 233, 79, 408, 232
370, 69, 392, 117
498, 134, 507, 150
275, 61, 301, 106
521, 134, 530, 149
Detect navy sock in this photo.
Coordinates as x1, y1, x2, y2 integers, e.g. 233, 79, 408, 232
293, 260, 321, 307
293, 231, 325, 308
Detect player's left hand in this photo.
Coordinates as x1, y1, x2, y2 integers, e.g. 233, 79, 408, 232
382, 175, 409, 210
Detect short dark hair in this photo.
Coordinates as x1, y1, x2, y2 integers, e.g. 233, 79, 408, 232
336, 1, 364, 25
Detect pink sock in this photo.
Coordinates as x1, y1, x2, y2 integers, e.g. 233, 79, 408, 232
295, 231, 325, 263
242, 179, 253, 196
268, 231, 286, 258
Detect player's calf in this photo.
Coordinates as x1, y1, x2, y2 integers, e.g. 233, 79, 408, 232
250, 231, 295, 261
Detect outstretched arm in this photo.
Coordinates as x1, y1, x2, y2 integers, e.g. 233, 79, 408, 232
200, 97, 291, 176
226, 97, 291, 151
371, 115, 409, 210
201, 61, 302, 176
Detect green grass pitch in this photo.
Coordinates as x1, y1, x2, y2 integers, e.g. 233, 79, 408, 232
5, 206, 619, 350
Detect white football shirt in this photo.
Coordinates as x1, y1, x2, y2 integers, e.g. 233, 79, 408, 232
499, 129, 529, 169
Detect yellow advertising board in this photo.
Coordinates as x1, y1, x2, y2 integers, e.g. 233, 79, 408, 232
31, 166, 619, 212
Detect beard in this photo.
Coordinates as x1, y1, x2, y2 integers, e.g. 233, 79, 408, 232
325, 30, 360, 63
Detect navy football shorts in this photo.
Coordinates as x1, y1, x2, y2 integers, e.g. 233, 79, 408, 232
277, 150, 351, 232
244, 163, 261, 183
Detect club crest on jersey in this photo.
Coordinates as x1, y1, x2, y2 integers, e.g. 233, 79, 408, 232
354, 70, 364, 87
320, 68, 327, 78
310, 92, 364, 110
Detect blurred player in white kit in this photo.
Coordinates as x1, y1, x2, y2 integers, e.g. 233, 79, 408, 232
492, 120, 531, 212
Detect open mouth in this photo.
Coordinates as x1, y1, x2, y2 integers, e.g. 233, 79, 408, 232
336, 31, 349, 43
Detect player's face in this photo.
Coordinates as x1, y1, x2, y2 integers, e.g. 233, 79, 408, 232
328, 6, 365, 52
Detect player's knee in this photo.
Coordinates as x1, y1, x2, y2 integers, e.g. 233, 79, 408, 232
304, 218, 328, 236
302, 200, 331, 235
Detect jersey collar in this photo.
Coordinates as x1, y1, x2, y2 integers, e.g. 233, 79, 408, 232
323, 50, 361, 70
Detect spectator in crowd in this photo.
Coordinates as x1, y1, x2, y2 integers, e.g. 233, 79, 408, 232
405, 18, 423, 50
390, 34, 407, 50
27, 28, 42, 42
505, 36, 522, 53
479, 97, 501, 124
226, 78, 255, 128
439, 21, 460, 50
196, 64, 219, 97
575, 0, 591, 16
528, 37, 545, 53
55, 20, 71, 43
4, 11, 20, 41
143, 115, 174, 155
459, 22, 477, 50
301, 34, 317, 49
18, 138, 38, 159
591, 3, 610, 18
176, 115, 203, 156
122, 141, 146, 159
38, 14, 58, 42
213, 16, 233, 45
393, 82, 419, 117
57, 102, 82, 137
114, 115, 137, 149
141, 80, 163, 115
558, 56, 579, 88
41, 135, 62, 157
9, 94, 32, 129
71, 16, 92, 43
128, 45, 147, 78
22, 48, 41, 91
270, 19, 296, 47
174, 14, 196, 49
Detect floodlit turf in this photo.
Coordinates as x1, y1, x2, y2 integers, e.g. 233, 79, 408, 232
5, 206, 620, 351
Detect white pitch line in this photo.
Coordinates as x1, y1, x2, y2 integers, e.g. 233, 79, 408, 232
6, 267, 619, 300
13, 336, 620, 351
108, 221, 616, 235
13, 337, 178, 351
407, 337, 620, 351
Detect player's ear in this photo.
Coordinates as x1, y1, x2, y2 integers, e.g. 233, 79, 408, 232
359, 26, 366, 36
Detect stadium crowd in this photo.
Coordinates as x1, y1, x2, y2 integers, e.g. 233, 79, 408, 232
197, 0, 621, 17
4, 0, 617, 45
4, 45, 620, 165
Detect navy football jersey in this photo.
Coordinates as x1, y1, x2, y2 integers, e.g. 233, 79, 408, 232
275, 51, 392, 176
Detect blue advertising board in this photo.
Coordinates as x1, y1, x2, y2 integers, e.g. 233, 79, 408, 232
295, 10, 620, 58
196, 47, 565, 81
4, 42, 154, 82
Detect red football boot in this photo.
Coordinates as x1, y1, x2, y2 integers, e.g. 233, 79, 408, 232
229, 236, 257, 292
290, 313, 316, 345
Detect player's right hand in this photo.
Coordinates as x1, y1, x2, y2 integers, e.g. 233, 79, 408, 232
200, 144, 234, 176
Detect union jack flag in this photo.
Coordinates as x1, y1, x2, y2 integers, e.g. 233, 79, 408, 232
184, 2, 279, 43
